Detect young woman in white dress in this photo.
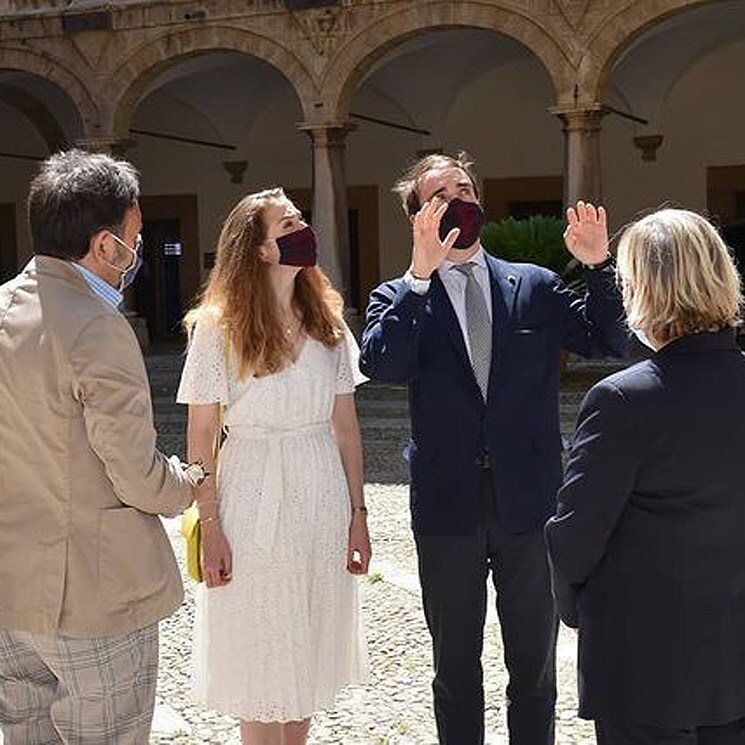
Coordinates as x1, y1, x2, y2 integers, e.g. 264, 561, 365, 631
177, 188, 371, 745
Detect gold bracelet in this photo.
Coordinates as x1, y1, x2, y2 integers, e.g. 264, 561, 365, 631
351, 505, 368, 515
199, 515, 219, 525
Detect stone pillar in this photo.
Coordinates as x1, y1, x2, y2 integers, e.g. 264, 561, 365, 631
299, 122, 356, 316
551, 104, 605, 207
75, 136, 149, 350
73, 137, 136, 158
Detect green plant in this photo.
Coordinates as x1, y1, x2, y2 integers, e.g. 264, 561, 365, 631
481, 215, 582, 288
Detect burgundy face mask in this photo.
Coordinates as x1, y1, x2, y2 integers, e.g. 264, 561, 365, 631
276, 226, 317, 267
438, 198, 486, 250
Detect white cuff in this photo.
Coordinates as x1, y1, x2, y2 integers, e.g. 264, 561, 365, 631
403, 270, 431, 295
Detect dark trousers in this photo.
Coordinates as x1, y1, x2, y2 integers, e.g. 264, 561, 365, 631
415, 479, 558, 745
595, 717, 745, 745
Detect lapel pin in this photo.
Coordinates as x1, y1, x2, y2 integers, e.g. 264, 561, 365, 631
507, 275, 516, 285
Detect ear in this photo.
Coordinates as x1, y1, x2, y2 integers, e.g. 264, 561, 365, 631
86, 229, 109, 261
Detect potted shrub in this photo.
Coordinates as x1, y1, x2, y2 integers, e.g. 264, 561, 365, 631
480, 214, 582, 289
480, 214, 582, 371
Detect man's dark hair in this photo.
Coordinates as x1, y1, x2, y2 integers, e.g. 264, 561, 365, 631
393, 151, 480, 216
27, 149, 140, 260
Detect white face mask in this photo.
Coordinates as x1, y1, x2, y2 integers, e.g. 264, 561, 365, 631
631, 326, 656, 350
103, 232, 143, 291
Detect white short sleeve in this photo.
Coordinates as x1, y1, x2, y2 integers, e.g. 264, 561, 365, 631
336, 323, 368, 395
176, 313, 229, 405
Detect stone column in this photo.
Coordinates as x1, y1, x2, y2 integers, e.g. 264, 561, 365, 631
299, 122, 355, 314
73, 137, 136, 158
551, 104, 605, 206
75, 136, 149, 350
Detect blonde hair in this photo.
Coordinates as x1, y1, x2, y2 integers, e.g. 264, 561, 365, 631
616, 208, 742, 345
184, 188, 344, 378
393, 151, 479, 216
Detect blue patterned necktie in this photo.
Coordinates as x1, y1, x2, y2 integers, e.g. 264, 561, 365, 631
453, 262, 492, 399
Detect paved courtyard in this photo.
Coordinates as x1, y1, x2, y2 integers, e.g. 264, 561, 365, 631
0, 350, 625, 745
139, 348, 626, 745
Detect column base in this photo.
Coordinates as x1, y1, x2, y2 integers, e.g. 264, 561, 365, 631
343, 307, 362, 339
123, 308, 150, 352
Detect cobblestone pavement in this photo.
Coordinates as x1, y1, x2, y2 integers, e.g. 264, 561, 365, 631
0, 351, 624, 745
142, 349, 628, 745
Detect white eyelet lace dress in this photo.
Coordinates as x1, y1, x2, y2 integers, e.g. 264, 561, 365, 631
176, 315, 369, 723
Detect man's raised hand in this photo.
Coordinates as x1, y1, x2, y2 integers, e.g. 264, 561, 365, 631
564, 201, 610, 266
410, 199, 460, 279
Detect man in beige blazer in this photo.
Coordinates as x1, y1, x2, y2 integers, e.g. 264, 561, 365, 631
0, 150, 194, 744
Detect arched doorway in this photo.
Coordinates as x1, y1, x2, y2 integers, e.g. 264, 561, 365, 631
0, 69, 84, 276
596, 0, 745, 232
342, 27, 563, 280
113, 49, 307, 341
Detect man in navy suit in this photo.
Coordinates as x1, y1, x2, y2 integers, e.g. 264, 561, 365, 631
359, 152, 626, 745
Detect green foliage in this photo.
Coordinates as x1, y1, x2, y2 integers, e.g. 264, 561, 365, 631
481, 215, 581, 285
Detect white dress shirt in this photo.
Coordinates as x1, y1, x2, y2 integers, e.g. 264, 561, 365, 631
404, 247, 493, 364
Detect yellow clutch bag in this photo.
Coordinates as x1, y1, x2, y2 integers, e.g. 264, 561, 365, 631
180, 328, 229, 584
181, 504, 202, 583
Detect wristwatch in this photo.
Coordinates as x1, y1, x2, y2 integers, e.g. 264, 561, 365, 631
584, 254, 615, 272
183, 460, 209, 487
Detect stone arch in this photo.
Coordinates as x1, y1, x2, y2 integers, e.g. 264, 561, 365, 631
0, 46, 92, 135
580, 0, 715, 100
0, 83, 66, 151
106, 26, 317, 136
321, 1, 573, 120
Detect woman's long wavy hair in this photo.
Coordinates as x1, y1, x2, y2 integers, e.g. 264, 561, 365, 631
185, 188, 344, 378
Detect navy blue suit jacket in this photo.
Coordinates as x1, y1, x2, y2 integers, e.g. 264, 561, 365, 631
546, 330, 745, 727
360, 253, 626, 535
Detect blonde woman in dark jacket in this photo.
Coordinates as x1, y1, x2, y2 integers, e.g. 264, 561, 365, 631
547, 208, 745, 745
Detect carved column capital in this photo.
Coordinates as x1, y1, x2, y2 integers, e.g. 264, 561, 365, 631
299, 121, 356, 145
73, 137, 136, 158
549, 103, 605, 132
550, 103, 605, 206
633, 134, 664, 162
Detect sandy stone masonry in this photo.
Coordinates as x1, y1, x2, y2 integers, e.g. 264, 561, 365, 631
0, 0, 718, 141
0, 0, 717, 290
